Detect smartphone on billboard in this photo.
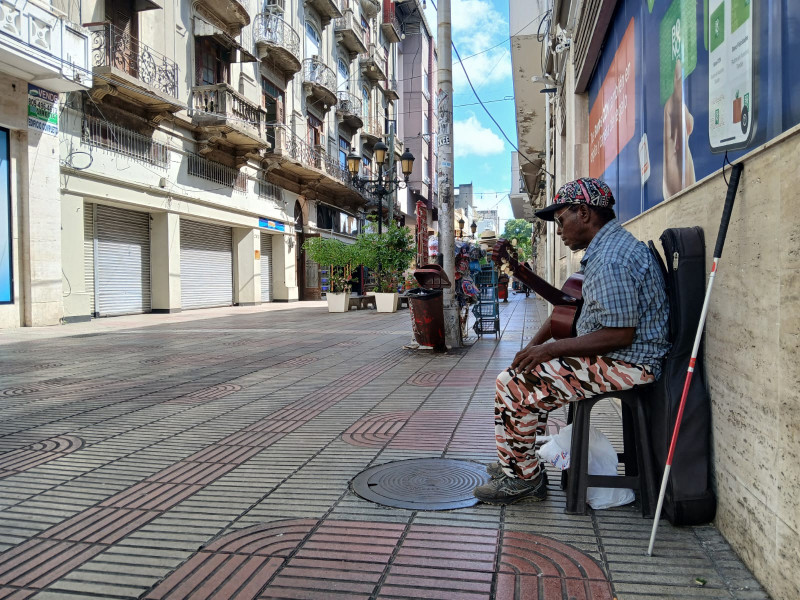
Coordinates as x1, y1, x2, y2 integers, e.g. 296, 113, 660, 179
708, 0, 755, 151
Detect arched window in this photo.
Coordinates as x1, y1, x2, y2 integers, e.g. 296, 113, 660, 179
337, 58, 349, 91
305, 22, 321, 58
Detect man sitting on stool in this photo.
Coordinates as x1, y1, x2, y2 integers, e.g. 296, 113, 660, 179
474, 178, 671, 505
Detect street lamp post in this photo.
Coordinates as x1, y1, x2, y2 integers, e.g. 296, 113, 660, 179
457, 217, 465, 240
470, 220, 477, 239
346, 141, 415, 235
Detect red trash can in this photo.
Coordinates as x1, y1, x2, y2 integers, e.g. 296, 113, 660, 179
407, 288, 446, 351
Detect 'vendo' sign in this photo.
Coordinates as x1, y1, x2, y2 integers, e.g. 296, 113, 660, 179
28, 85, 59, 136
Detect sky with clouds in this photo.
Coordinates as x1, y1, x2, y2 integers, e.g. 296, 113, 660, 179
423, 0, 518, 231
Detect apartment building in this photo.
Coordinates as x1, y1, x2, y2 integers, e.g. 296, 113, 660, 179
0, 0, 423, 328
395, 0, 436, 247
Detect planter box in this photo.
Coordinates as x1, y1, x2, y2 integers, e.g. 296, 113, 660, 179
326, 292, 348, 312
375, 292, 399, 313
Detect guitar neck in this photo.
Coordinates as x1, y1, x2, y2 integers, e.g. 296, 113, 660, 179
509, 264, 577, 306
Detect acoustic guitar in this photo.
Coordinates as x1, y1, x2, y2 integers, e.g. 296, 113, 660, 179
491, 239, 584, 339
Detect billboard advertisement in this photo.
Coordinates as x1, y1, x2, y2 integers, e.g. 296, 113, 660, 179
588, 0, 800, 222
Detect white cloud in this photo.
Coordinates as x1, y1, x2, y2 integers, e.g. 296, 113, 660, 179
453, 115, 505, 157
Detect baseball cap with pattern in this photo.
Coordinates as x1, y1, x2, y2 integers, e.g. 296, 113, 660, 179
534, 177, 615, 221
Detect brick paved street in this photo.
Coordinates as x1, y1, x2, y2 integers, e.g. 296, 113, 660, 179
0, 296, 769, 599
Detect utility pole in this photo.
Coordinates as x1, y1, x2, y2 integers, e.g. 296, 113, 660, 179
437, 0, 461, 347
387, 129, 395, 223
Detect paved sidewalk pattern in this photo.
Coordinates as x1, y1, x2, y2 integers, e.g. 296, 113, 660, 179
0, 298, 769, 599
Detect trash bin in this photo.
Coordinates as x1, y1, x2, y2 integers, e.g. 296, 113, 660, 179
407, 288, 446, 351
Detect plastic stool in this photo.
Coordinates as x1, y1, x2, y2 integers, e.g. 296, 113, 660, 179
561, 387, 657, 517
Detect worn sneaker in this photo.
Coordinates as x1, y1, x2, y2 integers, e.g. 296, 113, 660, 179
474, 473, 547, 505
486, 462, 549, 485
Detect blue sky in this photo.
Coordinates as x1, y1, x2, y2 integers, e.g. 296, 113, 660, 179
424, 0, 517, 230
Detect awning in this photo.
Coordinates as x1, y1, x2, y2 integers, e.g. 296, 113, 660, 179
194, 17, 257, 63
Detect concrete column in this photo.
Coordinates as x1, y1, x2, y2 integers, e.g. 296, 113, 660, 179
150, 212, 181, 312
60, 194, 90, 322
233, 227, 258, 305
19, 127, 62, 326
272, 233, 298, 302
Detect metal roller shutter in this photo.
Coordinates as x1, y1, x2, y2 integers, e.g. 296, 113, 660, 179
83, 203, 95, 316
95, 204, 151, 316
260, 234, 273, 302
180, 219, 233, 309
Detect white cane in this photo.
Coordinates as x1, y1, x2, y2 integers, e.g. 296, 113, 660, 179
647, 162, 743, 556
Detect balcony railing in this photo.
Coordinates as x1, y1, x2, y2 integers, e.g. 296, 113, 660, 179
189, 84, 263, 134
361, 116, 383, 139
257, 179, 284, 204
81, 114, 170, 168
187, 153, 247, 192
253, 12, 301, 63
381, 0, 402, 43
302, 58, 337, 95
336, 91, 362, 117
89, 22, 179, 98
268, 124, 356, 189
334, 9, 367, 54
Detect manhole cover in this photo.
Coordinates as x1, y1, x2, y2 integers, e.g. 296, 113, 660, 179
350, 458, 490, 510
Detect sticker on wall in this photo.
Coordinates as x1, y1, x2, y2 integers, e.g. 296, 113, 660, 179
639, 133, 651, 185
27, 85, 59, 136
708, 0, 754, 151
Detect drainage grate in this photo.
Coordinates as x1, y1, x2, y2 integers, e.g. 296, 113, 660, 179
350, 458, 490, 510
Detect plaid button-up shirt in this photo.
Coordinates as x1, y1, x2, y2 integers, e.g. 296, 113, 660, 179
577, 220, 670, 378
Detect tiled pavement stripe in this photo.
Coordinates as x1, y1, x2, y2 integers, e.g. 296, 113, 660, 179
144, 519, 613, 599
0, 351, 406, 593
0, 337, 306, 449
0, 437, 83, 480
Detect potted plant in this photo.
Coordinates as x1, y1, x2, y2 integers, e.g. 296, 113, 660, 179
356, 220, 415, 313
301, 237, 359, 312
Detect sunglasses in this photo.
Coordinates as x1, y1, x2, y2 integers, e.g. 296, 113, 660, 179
553, 206, 576, 228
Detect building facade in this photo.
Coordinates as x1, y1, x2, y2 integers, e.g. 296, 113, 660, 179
515, 1, 800, 598
0, 0, 436, 327
0, 2, 91, 329
395, 0, 437, 251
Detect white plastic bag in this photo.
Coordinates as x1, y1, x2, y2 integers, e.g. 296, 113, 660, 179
538, 424, 635, 510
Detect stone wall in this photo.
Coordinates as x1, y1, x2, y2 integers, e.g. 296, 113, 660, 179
624, 126, 800, 600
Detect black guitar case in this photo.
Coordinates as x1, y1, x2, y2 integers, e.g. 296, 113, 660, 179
647, 227, 717, 526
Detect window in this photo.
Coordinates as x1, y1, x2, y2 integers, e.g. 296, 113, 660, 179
362, 86, 370, 120
337, 58, 349, 91
195, 38, 230, 85
307, 114, 323, 147
305, 21, 321, 57
422, 155, 429, 183
423, 111, 429, 136
362, 155, 371, 178
339, 137, 349, 170
361, 16, 370, 46
422, 67, 429, 96
261, 77, 284, 122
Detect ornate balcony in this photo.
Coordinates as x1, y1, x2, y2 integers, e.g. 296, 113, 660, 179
380, 76, 399, 101
194, 0, 250, 31
359, 44, 387, 82
334, 9, 367, 58
381, 1, 402, 44
360, 116, 383, 144
87, 23, 185, 119
253, 12, 302, 77
302, 58, 337, 111
189, 83, 267, 157
304, 0, 342, 28
359, 0, 380, 18
336, 91, 363, 129
265, 124, 365, 207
